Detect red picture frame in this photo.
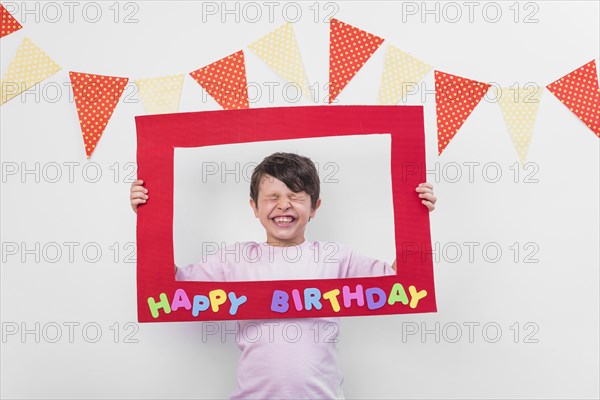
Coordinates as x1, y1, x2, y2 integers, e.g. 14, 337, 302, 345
135, 105, 436, 322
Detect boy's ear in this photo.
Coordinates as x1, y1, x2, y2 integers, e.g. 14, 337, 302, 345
249, 198, 259, 218
310, 198, 321, 219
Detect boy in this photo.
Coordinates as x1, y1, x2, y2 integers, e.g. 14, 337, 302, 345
131, 152, 436, 399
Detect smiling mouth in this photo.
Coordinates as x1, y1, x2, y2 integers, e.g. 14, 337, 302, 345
271, 216, 296, 226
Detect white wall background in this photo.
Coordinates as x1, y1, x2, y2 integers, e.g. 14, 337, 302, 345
1, 1, 599, 399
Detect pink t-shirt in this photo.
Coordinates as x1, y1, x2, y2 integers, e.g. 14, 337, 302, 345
176, 240, 395, 399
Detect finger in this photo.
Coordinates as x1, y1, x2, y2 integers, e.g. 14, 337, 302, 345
418, 182, 433, 189
131, 198, 147, 206
422, 199, 435, 211
415, 185, 434, 193
419, 193, 437, 203
131, 185, 148, 194
130, 191, 149, 201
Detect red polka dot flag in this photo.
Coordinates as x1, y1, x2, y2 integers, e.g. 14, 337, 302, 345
1, 3, 22, 38
435, 70, 491, 155
546, 60, 599, 138
190, 50, 249, 110
69, 71, 128, 159
328, 18, 384, 103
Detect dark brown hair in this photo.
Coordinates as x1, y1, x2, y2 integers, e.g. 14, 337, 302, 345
250, 152, 320, 210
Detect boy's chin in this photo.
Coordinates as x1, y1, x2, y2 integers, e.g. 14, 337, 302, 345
267, 233, 305, 245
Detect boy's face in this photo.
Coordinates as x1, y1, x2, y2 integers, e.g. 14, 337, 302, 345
249, 174, 320, 246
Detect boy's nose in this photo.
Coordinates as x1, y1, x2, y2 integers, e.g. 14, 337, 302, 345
277, 198, 291, 210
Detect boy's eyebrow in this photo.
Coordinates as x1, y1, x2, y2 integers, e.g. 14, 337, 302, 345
263, 192, 307, 198
264, 192, 280, 196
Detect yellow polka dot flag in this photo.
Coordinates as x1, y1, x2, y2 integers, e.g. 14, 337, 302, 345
249, 23, 311, 101
0, 37, 61, 105
134, 74, 184, 115
377, 44, 432, 105
546, 60, 599, 138
435, 70, 491, 155
329, 18, 384, 103
189, 50, 249, 110
69, 71, 128, 159
497, 85, 543, 164
1, 3, 22, 38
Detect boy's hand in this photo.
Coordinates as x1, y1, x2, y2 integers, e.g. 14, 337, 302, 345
416, 182, 436, 212
130, 179, 148, 214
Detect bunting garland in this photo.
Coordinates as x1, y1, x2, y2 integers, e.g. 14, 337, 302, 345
134, 74, 184, 115
0, 37, 61, 105
1, 4, 22, 38
435, 71, 491, 155
497, 85, 543, 164
328, 18, 384, 103
546, 60, 600, 138
377, 44, 432, 105
249, 23, 311, 101
69, 72, 128, 158
2, 16, 598, 159
189, 51, 249, 110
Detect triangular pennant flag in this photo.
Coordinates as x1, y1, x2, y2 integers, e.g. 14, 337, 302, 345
435, 70, 491, 155
69, 71, 128, 158
1, 4, 22, 38
497, 85, 543, 164
328, 18, 384, 103
546, 60, 600, 138
377, 44, 432, 105
134, 74, 184, 115
249, 23, 311, 101
189, 51, 249, 110
0, 37, 61, 105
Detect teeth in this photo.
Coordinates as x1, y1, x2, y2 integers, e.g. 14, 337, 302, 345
274, 217, 293, 223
